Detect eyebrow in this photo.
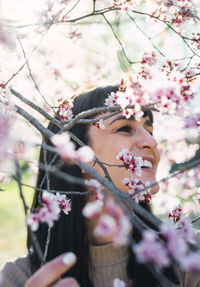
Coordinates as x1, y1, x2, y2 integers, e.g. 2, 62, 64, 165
108, 115, 153, 127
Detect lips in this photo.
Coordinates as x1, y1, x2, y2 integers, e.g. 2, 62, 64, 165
141, 156, 154, 170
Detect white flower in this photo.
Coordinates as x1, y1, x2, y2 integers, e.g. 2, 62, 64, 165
82, 200, 103, 218
55, 192, 71, 215
51, 133, 76, 160
26, 213, 39, 231
75, 146, 94, 163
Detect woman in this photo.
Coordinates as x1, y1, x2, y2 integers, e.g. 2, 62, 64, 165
0, 85, 199, 287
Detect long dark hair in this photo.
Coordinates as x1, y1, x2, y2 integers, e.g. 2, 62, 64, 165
27, 85, 174, 287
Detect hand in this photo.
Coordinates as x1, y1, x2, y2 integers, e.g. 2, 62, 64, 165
25, 252, 79, 287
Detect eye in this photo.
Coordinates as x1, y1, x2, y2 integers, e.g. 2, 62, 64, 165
116, 125, 134, 134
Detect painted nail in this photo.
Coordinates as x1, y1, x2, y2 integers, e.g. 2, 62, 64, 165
62, 252, 76, 265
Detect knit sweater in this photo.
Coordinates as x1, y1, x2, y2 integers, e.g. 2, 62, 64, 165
1, 232, 200, 287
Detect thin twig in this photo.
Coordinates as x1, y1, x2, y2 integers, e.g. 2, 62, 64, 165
10, 88, 61, 128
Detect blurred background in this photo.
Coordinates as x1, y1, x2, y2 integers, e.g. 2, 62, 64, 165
0, 0, 199, 266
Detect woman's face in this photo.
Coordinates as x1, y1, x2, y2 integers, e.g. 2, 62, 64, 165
88, 112, 160, 194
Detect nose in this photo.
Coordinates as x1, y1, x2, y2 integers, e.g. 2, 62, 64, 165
135, 129, 158, 151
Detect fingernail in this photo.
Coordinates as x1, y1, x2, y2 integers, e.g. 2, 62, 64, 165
62, 252, 76, 265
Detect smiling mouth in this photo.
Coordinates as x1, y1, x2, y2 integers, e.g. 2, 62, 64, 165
141, 159, 153, 170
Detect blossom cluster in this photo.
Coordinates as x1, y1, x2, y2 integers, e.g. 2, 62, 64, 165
150, 0, 197, 26
94, 199, 132, 246
92, 119, 106, 130
112, 0, 133, 10
51, 133, 94, 163
58, 97, 74, 121
27, 191, 71, 231
134, 216, 200, 271
105, 61, 195, 121
116, 149, 143, 176
83, 184, 132, 246
168, 205, 183, 223
184, 112, 200, 129
123, 177, 152, 203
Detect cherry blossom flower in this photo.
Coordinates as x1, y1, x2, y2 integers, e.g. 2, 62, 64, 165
116, 149, 143, 176
92, 119, 106, 129
178, 216, 194, 243
160, 223, 188, 260
94, 214, 118, 238
58, 97, 74, 121
184, 113, 200, 128
54, 192, 71, 215
133, 230, 170, 267
85, 179, 104, 201
181, 252, 200, 271
51, 133, 76, 161
141, 51, 157, 66
123, 177, 152, 203
27, 191, 72, 231
113, 278, 126, 287
75, 146, 94, 163
105, 91, 119, 107
38, 206, 59, 228
113, 0, 133, 10
26, 213, 40, 232
51, 133, 94, 163
82, 200, 103, 218
40, 191, 60, 226
168, 205, 183, 223
94, 199, 132, 246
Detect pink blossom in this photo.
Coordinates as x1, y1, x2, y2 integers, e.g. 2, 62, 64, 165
55, 192, 71, 215
160, 223, 188, 260
181, 253, 200, 271
85, 179, 104, 201
179, 216, 194, 243
141, 51, 156, 66
26, 213, 39, 232
168, 205, 183, 223
113, 278, 126, 287
40, 191, 60, 225
82, 200, 103, 218
92, 119, 106, 129
94, 199, 132, 246
133, 230, 170, 267
105, 91, 119, 106
38, 206, 59, 228
75, 146, 94, 163
113, 0, 133, 10
27, 191, 60, 231
116, 149, 143, 176
123, 177, 152, 204
184, 113, 200, 129
85, 179, 102, 192
94, 214, 118, 238
58, 98, 74, 121
51, 133, 76, 161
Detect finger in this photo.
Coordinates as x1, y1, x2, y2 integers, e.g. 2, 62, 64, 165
53, 277, 80, 287
25, 252, 76, 287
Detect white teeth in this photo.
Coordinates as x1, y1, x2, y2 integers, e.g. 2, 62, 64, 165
142, 160, 153, 169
